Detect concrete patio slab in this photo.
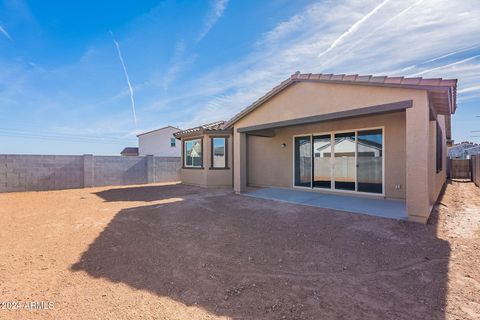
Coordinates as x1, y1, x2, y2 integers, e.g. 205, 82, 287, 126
245, 187, 407, 220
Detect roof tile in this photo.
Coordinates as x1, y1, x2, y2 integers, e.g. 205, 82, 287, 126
331, 74, 345, 81
383, 77, 404, 84
369, 76, 387, 83
356, 75, 372, 82
319, 74, 333, 80
343, 74, 358, 81
401, 77, 422, 85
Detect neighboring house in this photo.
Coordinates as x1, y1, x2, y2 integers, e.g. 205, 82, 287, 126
120, 147, 139, 156
174, 72, 458, 224
465, 145, 480, 158
448, 141, 479, 159
137, 126, 181, 157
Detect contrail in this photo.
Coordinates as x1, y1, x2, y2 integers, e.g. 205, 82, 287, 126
110, 31, 138, 128
197, 0, 229, 43
0, 24, 12, 40
318, 0, 390, 58
412, 55, 480, 76
424, 43, 480, 64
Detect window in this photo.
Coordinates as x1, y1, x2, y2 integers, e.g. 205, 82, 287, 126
184, 139, 202, 168
211, 137, 227, 168
295, 127, 384, 194
170, 138, 176, 147
436, 122, 443, 173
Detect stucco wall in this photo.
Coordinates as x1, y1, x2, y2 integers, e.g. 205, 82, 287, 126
233, 82, 427, 128
138, 127, 181, 157
231, 81, 435, 222
430, 115, 447, 205
247, 112, 406, 199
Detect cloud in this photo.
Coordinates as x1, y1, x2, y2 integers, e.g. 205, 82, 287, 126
318, 0, 391, 58
110, 32, 138, 129
0, 24, 12, 40
162, 40, 197, 91
165, 0, 480, 129
196, 0, 229, 43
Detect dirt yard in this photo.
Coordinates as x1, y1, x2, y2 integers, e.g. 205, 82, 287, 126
0, 181, 479, 320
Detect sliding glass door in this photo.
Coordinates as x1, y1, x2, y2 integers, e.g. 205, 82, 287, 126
357, 129, 383, 193
293, 128, 383, 195
313, 134, 332, 189
294, 136, 312, 187
333, 132, 356, 191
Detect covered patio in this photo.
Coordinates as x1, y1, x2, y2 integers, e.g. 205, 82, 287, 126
246, 187, 407, 220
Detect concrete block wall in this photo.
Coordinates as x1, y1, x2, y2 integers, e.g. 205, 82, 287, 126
93, 156, 148, 187
0, 154, 181, 193
473, 155, 480, 187
154, 157, 182, 183
0, 155, 84, 192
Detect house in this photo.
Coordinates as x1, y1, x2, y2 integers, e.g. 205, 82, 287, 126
448, 141, 479, 159
120, 147, 139, 156
465, 145, 480, 158
173, 121, 232, 187
174, 72, 458, 223
137, 126, 181, 157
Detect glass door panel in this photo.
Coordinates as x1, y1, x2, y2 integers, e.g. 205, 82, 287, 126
357, 129, 383, 193
294, 136, 312, 187
313, 134, 332, 189
334, 132, 356, 191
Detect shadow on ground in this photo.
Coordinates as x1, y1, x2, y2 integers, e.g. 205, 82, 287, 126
93, 183, 202, 202
73, 184, 450, 319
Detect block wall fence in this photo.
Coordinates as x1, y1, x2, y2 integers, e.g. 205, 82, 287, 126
472, 155, 480, 187
0, 154, 181, 193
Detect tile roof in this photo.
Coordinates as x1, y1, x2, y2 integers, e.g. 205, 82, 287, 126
136, 125, 182, 137
225, 71, 458, 128
173, 121, 227, 138
120, 147, 139, 156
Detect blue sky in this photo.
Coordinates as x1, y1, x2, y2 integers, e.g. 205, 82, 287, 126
0, 0, 479, 155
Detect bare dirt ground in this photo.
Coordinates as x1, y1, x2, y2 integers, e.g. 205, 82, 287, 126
0, 181, 479, 320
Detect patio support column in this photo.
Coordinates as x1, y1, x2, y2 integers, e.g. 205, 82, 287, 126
406, 93, 431, 223
234, 131, 247, 193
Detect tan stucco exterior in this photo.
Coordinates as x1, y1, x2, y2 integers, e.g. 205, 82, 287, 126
231, 81, 447, 223
177, 79, 453, 224
180, 134, 232, 188
246, 111, 406, 199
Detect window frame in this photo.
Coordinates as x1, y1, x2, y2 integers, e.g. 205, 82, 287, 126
210, 136, 229, 169
436, 122, 443, 173
170, 137, 176, 148
183, 137, 203, 169
292, 126, 385, 197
